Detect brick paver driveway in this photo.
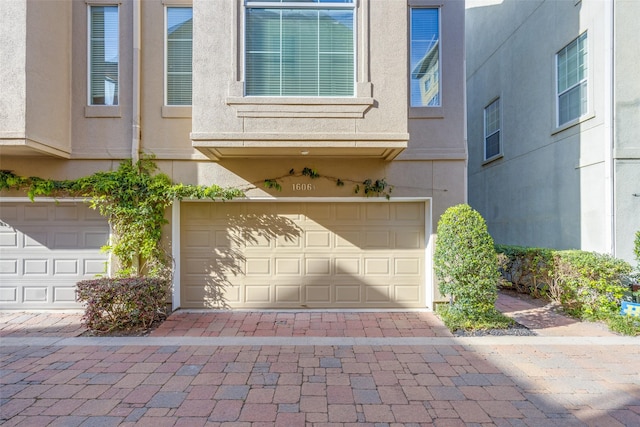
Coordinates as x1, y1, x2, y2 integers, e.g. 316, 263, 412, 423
1, 294, 639, 426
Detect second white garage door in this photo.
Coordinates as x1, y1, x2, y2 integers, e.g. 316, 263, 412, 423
0, 202, 110, 309
181, 202, 426, 309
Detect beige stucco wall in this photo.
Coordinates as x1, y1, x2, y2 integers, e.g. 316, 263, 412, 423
25, 0, 72, 155
70, 0, 132, 159
0, 0, 27, 142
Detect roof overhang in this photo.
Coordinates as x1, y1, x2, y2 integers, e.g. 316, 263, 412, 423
191, 132, 408, 161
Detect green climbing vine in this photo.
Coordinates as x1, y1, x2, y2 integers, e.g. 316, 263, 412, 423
0, 156, 244, 278
263, 167, 393, 199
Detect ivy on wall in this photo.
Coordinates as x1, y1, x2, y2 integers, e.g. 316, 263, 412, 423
0, 156, 243, 278
262, 167, 394, 199
0, 161, 395, 278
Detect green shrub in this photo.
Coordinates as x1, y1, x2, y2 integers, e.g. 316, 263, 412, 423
434, 204, 501, 318
77, 277, 169, 333
495, 245, 553, 298
551, 251, 632, 320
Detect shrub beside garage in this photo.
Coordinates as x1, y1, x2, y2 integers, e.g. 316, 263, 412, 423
496, 244, 639, 335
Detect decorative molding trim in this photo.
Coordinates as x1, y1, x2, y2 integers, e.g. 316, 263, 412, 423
226, 97, 375, 118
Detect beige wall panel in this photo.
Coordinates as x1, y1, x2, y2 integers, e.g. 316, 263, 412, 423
26, 0, 71, 153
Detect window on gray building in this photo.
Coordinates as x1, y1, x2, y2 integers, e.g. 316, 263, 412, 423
244, 0, 355, 97
410, 7, 440, 107
484, 98, 501, 161
166, 7, 193, 106
89, 5, 119, 106
557, 32, 587, 126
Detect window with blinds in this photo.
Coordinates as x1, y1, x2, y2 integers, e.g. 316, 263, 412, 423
484, 98, 501, 161
557, 32, 587, 126
89, 6, 119, 106
244, 0, 355, 97
167, 7, 193, 106
410, 8, 440, 107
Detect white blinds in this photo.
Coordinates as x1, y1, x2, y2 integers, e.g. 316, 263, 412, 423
89, 6, 119, 106
410, 8, 440, 107
245, 3, 354, 97
167, 7, 193, 105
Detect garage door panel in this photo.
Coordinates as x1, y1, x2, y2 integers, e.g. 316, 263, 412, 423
24, 205, 48, 220
365, 285, 390, 302
395, 230, 422, 248
364, 231, 390, 248
55, 259, 79, 275
24, 259, 48, 275
395, 203, 422, 220
335, 258, 360, 275
0, 203, 110, 309
274, 285, 302, 303
305, 285, 331, 303
181, 202, 426, 309
395, 285, 421, 303
54, 286, 77, 302
0, 259, 18, 274
0, 287, 17, 303
275, 258, 301, 275
394, 258, 421, 275
364, 258, 390, 275
365, 204, 391, 220
306, 258, 331, 275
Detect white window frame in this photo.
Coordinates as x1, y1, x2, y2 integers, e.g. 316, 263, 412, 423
87, 4, 120, 106
556, 32, 588, 128
409, 6, 441, 108
243, 0, 357, 98
165, 5, 193, 106
483, 98, 501, 162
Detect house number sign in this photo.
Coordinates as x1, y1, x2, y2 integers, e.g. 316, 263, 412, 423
292, 183, 316, 191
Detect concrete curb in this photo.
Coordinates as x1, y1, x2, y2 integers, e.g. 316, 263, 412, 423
2, 335, 638, 347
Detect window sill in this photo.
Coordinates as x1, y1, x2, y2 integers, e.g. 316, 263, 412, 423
226, 96, 374, 118
162, 106, 192, 118
84, 105, 121, 118
409, 106, 444, 119
482, 153, 503, 166
552, 112, 595, 135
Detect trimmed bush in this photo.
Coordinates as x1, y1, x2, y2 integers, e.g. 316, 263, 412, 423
497, 245, 633, 319
76, 277, 169, 333
552, 250, 632, 320
434, 204, 501, 318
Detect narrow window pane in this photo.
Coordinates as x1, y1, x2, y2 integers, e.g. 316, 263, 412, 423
557, 33, 587, 125
89, 6, 118, 105
484, 99, 500, 160
167, 7, 192, 105
245, 2, 354, 97
410, 8, 439, 107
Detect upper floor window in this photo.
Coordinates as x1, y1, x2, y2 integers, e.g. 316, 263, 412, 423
484, 98, 501, 161
410, 8, 439, 107
244, 0, 355, 97
89, 5, 119, 106
166, 7, 193, 105
557, 32, 587, 126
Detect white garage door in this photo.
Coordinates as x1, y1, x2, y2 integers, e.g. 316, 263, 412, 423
181, 202, 426, 309
0, 202, 110, 309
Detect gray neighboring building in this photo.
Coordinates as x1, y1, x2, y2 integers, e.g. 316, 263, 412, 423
466, 0, 640, 263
